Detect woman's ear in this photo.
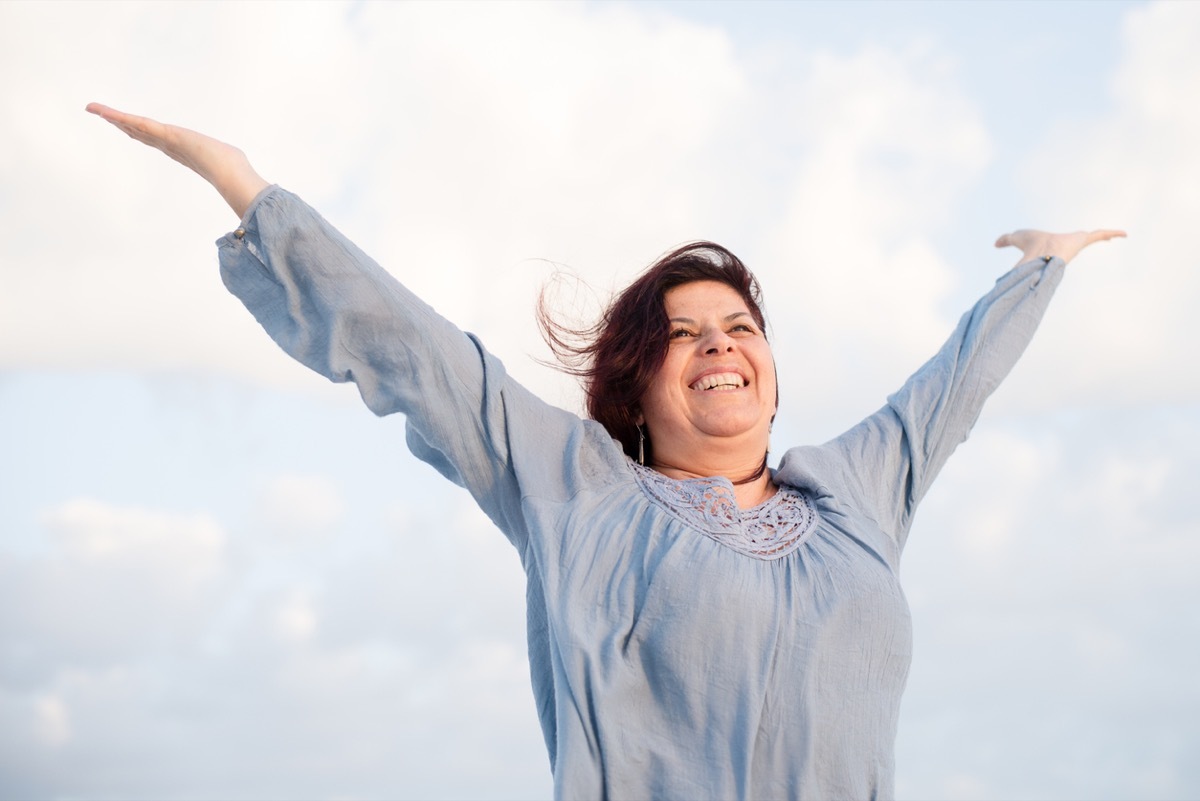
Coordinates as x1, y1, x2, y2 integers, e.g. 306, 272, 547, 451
635, 410, 645, 426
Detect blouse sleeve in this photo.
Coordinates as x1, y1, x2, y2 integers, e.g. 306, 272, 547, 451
215, 186, 622, 553
776, 256, 1066, 550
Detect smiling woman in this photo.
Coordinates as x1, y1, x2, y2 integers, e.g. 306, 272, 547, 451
539, 242, 777, 502
86, 102, 1123, 800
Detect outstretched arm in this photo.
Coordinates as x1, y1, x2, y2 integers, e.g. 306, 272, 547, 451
781, 228, 1126, 552
87, 103, 616, 551
86, 103, 269, 218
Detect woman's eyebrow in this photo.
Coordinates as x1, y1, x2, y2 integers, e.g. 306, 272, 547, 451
668, 312, 752, 324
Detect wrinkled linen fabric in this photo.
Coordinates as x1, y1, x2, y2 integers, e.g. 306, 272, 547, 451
217, 186, 1065, 801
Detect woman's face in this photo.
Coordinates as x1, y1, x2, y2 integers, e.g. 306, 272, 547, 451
638, 280, 776, 460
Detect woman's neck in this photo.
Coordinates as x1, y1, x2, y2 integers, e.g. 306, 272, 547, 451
650, 450, 777, 509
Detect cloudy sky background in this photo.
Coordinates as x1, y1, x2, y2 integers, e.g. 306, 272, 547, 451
1, 1, 1198, 798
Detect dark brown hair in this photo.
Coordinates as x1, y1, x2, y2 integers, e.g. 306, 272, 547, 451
538, 241, 769, 463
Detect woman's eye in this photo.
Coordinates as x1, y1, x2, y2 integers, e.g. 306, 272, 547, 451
731, 324, 754, 334
669, 329, 694, 339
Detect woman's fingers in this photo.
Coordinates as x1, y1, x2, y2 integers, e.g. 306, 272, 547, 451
87, 103, 178, 154
1086, 229, 1127, 245
993, 228, 1126, 265
87, 103, 153, 136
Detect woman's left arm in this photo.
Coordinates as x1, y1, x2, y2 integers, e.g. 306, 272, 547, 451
780, 229, 1124, 549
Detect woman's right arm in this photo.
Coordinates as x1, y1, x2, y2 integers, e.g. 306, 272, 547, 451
88, 105, 616, 550
219, 188, 567, 543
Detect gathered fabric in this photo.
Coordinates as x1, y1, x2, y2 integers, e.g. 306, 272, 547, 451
217, 186, 1065, 800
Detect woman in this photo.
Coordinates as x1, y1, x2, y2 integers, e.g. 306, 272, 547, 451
87, 103, 1122, 800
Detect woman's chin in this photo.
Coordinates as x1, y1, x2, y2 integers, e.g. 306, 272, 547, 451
690, 412, 771, 442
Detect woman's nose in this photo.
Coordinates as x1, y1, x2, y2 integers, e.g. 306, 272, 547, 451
703, 330, 735, 354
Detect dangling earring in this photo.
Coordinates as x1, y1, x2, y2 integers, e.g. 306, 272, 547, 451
637, 425, 645, 466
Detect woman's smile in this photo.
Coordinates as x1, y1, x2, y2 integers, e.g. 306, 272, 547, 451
688, 369, 748, 391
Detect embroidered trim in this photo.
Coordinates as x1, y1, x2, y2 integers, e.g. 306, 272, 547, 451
630, 463, 819, 560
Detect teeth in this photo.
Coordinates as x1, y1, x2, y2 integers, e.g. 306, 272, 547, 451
689, 372, 745, 391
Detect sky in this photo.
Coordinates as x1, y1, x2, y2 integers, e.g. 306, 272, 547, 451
1, 0, 1198, 798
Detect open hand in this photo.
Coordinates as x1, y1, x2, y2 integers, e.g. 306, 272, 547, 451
86, 103, 269, 218
994, 229, 1126, 266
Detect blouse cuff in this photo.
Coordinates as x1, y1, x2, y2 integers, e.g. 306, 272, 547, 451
215, 184, 282, 248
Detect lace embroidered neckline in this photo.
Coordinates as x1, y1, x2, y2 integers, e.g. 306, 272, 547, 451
630, 463, 819, 560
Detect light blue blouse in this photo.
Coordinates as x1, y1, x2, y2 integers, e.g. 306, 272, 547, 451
218, 186, 1065, 800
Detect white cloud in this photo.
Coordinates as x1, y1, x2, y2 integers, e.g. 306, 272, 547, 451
0, 473, 546, 799
272, 591, 319, 644
750, 42, 992, 423
257, 474, 344, 539
31, 694, 71, 748
1010, 0, 1200, 408
898, 406, 1200, 800
0, 499, 228, 671
41, 497, 225, 590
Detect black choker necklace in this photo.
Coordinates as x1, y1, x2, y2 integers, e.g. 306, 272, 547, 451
731, 451, 770, 486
